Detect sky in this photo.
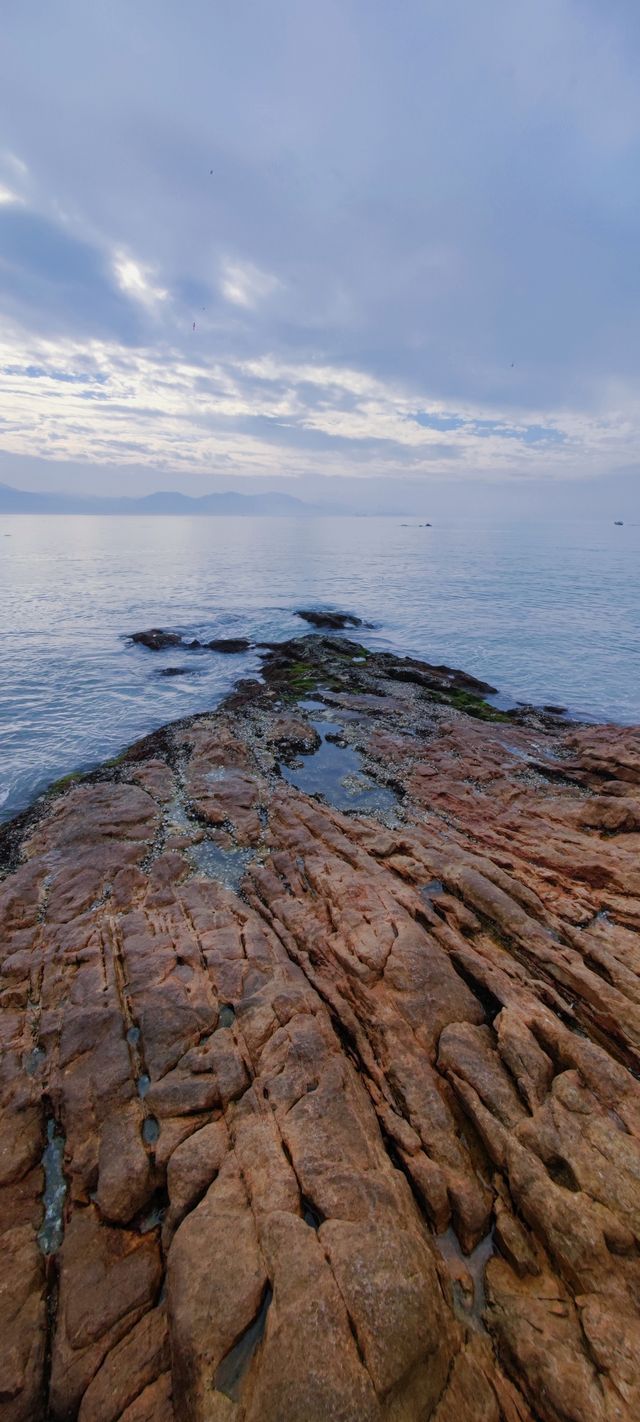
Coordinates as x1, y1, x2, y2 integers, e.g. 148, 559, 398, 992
0, 0, 639, 511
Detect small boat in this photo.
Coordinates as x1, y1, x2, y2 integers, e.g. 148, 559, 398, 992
614, 520, 624, 526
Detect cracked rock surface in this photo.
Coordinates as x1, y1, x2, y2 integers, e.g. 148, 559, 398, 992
1, 634, 639, 1421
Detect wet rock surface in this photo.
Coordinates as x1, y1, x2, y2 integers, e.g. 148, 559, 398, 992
295, 608, 365, 629
130, 629, 184, 650
1, 634, 640, 1420
206, 639, 251, 654
129, 631, 251, 655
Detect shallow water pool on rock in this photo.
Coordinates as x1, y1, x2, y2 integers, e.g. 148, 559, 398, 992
435, 1226, 496, 1330
214, 1286, 273, 1401
280, 709, 397, 815
37, 1117, 67, 1256
142, 1116, 160, 1145
188, 838, 257, 890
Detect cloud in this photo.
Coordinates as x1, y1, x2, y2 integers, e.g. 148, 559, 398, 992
0, 0, 638, 492
0, 323, 638, 485
2, 151, 28, 177
0, 206, 143, 341
113, 253, 168, 307
220, 259, 281, 310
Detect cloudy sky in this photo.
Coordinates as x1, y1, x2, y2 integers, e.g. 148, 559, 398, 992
1, 1, 639, 507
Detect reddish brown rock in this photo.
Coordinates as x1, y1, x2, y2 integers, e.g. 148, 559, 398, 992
1, 633, 639, 1419
0, 1225, 46, 1422
49, 1208, 163, 1418
78, 1307, 171, 1422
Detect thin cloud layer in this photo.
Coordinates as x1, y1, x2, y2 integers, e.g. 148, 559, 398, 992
1, 331, 635, 483
0, 1, 639, 492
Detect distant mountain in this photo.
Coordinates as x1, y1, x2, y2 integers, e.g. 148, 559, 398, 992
0, 482, 349, 516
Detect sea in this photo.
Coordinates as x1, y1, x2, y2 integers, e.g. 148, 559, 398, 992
1, 514, 638, 823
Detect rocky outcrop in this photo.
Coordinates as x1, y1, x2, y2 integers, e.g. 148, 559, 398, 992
130, 629, 183, 650
1, 635, 639, 1421
206, 639, 251, 654
295, 609, 365, 629
130, 632, 251, 655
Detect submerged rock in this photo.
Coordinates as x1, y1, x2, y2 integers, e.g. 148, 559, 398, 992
129, 630, 251, 656
2, 635, 640, 1420
207, 638, 251, 653
295, 608, 364, 629
130, 628, 183, 650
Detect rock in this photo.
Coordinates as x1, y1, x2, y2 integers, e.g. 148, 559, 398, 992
0, 1225, 46, 1422
78, 1307, 170, 1422
130, 630, 251, 655
2, 634, 640, 1418
163, 1119, 228, 1243
94, 1102, 157, 1223
156, 666, 194, 677
118, 1372, 173, 1421
130, 629, 183, 650
49, 1208, 163, 1417
577, 795, 640, 832
385, 657, 497, 696
267, 714, 322, 756
207, 638, 251, 653
295, 608, 364, 629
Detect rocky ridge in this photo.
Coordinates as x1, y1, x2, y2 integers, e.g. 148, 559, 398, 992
1, 634, 640, 1421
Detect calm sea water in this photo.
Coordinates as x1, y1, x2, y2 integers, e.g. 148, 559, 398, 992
1, 515, 638, 822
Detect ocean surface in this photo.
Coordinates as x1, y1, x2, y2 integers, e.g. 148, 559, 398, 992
1, 514, 638, 823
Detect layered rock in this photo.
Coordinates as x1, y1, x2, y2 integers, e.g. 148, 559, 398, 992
1, 635, 639, 1421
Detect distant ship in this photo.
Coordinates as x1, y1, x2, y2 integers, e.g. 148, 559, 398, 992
614, 520, 624, 526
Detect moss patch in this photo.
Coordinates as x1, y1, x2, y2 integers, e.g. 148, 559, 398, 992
279, 660, 319, 700
102, 749, 130, 769
429, 687, 510, 721
45, 769, 84, 797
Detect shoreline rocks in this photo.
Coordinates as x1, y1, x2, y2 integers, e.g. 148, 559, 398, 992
206, 638, 251, 654
1, 635, 640, 1420
129, 630, 252, 656
130, 628, 183, 650
295, 609, 366, 629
